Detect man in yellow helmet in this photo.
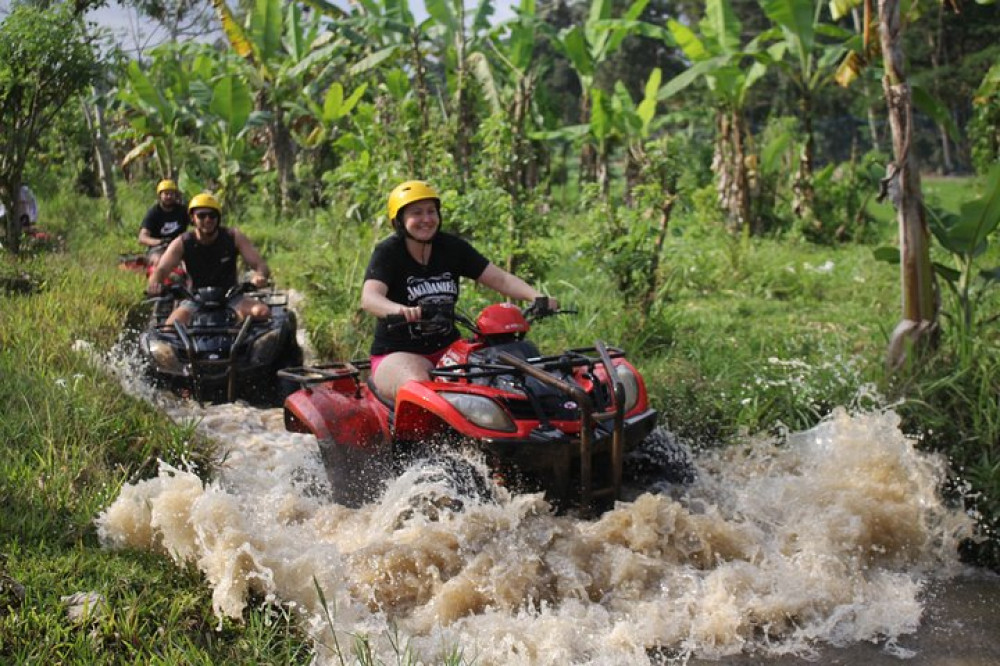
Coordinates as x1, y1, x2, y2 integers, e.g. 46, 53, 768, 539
139, 179, 188, 270
361, 180, 557, 400
146, 192, 271, 326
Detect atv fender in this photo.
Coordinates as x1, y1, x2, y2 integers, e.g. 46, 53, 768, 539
284, 387, 391, 507
395, 381, 472, 439
284, 389, 335, 441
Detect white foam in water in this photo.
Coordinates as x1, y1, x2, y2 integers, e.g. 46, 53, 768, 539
87, 336, 976, 664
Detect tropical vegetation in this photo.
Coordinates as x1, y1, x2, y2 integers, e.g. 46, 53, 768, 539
2, 0, 1000, 661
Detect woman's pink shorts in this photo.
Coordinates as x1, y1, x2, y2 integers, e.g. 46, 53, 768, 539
370, 348, 448, 374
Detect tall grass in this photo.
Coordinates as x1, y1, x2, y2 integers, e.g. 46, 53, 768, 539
1, 214, 312, 662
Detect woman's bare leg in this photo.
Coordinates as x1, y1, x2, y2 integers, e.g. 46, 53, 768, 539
372, 352, 433, 400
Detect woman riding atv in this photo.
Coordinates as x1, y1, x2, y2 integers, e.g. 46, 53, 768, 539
146, 193, 270, 326
361, 180, 557, 400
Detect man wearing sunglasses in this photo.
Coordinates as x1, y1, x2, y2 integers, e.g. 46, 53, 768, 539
146, 192, 271, 326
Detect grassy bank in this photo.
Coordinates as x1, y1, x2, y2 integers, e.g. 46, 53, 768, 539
1, 178, 998, 661
0, 229, 311, 661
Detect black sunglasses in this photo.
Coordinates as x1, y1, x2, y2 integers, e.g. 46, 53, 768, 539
194, 211, 218, 220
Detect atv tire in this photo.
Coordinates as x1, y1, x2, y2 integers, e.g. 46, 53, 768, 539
624, 426, 697, 486
389, 452, 498, 527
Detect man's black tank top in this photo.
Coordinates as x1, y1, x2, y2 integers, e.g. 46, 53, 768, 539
182, 228, 238, 290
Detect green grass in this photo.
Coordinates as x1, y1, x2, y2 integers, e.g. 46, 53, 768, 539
0, 223, 312, 663
3, 176, 999, 661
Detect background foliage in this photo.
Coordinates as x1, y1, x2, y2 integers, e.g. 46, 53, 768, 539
2, 0, 1000, 658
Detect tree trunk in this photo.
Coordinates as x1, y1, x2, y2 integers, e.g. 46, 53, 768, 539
512, 76, 538, 197
578, 93, 596, 183
852, 6, 882, 150
792, 92, 816, 225
80, 88, 120, 227
596, 145, 610, 200
879, 0, 939, 369
3, 177, 22, 255
410, 31, 430, 135
270, 106, 296, 212
928, 5, 954, 174
713, 109, 751, 233
453, 4, 471, 188
641, 193, 675, 315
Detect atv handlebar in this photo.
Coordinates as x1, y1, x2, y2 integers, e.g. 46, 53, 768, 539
145, 280, 260, 303
383, 301, 461, 331
382, 299, 573, 337
523, 296, 575, 322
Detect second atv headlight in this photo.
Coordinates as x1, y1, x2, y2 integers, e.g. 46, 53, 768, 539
146, 338, 185, 374
616, 365, 641, 411
440, 393, 516, 432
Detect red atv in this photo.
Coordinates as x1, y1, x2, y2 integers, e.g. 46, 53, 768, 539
279, 299, 674, 512
119, 242, 187, 287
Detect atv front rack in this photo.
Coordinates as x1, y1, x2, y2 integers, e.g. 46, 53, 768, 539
488, 341, 628, 508
170, 317, 255, 402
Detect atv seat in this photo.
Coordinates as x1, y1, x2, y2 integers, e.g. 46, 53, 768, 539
367, 375, 394, 409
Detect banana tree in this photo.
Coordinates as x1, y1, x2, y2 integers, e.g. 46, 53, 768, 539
658, 0, 768, 232
343, 0, 436, 138
905, 165, 1000, 338
591, 68, 662, 199
295, 82, 368, 150
833, 0, 947, 366
191, 73, 270, 209
469, 0, 549, 198
607, 68, 678, 311
422, 0, 498, 179
543, 0, 652, 181
118, 46, 203, 179
541, 68, 672, 309
757, 0, 854, 226
81, 80, 120, 227
212, 0, 350, 211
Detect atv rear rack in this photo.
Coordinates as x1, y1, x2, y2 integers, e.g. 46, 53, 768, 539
278, 361, 372, 398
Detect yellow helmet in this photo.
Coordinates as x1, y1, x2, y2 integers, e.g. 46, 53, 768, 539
156, 179, 178, 194
387, 180, 439, 222
187, 192, 221, 215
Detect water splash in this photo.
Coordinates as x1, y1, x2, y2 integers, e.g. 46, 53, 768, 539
87, 337, 975, 664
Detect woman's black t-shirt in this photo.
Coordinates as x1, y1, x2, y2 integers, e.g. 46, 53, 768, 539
364, 232, 490, 355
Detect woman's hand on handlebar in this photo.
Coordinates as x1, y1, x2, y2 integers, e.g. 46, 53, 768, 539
527, 296, 559, 316
399, 305, 422, 323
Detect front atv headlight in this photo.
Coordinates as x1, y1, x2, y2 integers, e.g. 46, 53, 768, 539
440, 393, 516, 432
616, 365, 641, 411
146, 339, 185, 374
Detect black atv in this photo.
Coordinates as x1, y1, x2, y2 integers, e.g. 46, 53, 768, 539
139, 282, 302, 404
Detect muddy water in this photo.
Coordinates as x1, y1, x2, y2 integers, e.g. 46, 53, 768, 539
90, 342, 998, 665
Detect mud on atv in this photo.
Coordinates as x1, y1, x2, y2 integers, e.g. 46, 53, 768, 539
279, 299, 692, 513
139, 282, 302, 405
